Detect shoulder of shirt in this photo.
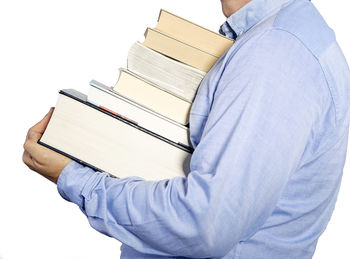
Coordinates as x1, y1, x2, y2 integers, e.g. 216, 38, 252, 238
271, 0, 350, 128
218, 0, 339, 125
231, 0, 335, 60
228, 1, 335, 61
222, 0, 346, 134
225, 0, 339, 121
271, 0, 335, 59
225, 1, 335, 67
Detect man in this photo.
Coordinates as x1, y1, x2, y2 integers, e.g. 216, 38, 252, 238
23, 0, 350, 258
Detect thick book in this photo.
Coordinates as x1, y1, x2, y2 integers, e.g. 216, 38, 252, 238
156, 9, 234, 57
39, 89, 192, 180
113, 68, 191, 125
88, 80, 191, 147
127, 42, 206, 103
143, 28, 218, 72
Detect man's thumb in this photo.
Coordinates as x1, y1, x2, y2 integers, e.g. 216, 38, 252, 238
28, 132, 42, 141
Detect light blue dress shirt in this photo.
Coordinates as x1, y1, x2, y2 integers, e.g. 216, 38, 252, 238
57, 0, 350, 258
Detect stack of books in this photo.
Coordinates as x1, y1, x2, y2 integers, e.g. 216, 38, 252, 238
39, 10, 234, 181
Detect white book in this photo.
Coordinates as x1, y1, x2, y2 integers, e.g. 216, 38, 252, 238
127, 42, 206, 102
88, 80, 191, 148
113, 69, 191, 125
40, 89, 192, 180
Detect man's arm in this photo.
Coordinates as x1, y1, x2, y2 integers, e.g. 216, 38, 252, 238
56, 30, 326, 257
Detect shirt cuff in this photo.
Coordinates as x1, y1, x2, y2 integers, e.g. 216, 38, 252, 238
57, 161, 98, 209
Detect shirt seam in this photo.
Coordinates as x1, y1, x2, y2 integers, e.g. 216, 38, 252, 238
263, 28, 339, 181
268, 27, 338, 128
234, 241, 243, 258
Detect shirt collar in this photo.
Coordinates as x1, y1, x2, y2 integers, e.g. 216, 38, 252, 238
219, 0, 294, 39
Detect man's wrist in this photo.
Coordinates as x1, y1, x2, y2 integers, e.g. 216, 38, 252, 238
57, 161, 97, 208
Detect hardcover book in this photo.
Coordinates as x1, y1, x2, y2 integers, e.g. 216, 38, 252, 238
143, 28, 218, 72
39, 89, 192, 181
156, 9, 234, 57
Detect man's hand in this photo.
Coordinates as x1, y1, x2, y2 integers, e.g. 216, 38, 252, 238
23, 108, 72, 184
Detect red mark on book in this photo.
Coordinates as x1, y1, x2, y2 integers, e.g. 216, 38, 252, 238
99, 106, 138, 125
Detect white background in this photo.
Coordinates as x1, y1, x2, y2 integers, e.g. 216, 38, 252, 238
0, 0, 349, 258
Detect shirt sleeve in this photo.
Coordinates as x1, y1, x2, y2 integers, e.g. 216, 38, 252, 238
57, 29, 322, 258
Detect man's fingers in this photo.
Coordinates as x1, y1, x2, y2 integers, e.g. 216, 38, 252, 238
23, 138, 47, 162
22, 150, 56, 182
26, 108, 54, 140
22, 150, 35, 170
